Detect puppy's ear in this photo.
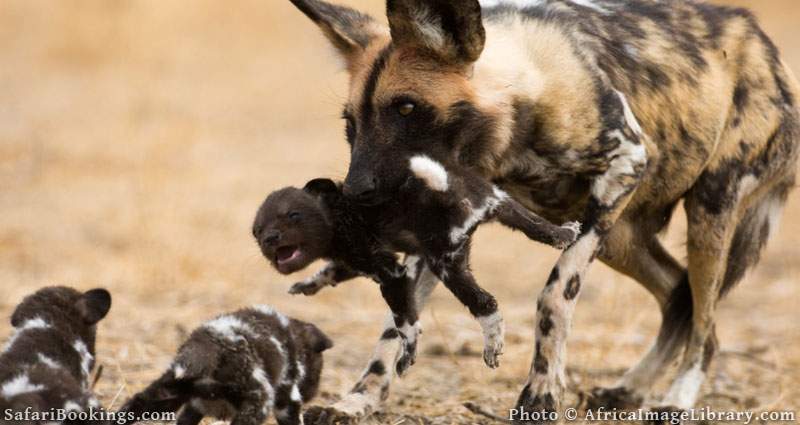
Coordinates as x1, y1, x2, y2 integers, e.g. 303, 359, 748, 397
303, 178, 339, 196
303, 323, 334, 353
289, 0, 387, 70
76, 289, 112, 325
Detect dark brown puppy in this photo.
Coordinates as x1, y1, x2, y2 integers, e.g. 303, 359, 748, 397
0, 286, 112, 424
253, 155, 579, 373
118, 306, 332, 425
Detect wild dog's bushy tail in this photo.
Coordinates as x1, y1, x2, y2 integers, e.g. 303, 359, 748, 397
721, 179, 793, 298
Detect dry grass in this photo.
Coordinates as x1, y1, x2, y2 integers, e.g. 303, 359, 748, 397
0, 1, 798, 423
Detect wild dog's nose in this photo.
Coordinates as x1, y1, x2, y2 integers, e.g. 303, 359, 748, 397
343, 175, 379, 203
263, 231, 281, 246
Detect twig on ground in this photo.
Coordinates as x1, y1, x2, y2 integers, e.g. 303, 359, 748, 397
463, 402, 512, 423
91, 364, 104, 390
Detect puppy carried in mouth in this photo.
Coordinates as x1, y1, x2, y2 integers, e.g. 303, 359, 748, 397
253, 155, 579, 372
119, 306, 332, 425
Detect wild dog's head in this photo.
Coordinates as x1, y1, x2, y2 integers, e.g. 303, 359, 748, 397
289, 0, 496, 205
252, 180, 338, 274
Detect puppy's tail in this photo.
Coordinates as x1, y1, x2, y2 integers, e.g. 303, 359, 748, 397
116, 370, 194, 424
117, 352, 225, 424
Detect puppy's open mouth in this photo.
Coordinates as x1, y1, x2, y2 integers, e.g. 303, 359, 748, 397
275, 245, 305, 273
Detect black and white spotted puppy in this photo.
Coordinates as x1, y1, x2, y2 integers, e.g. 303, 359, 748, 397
119, 306, 332, 425
253, 155, 579, 371
0, 286, 112, 422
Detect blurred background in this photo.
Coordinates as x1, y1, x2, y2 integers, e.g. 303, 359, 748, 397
0, 1, 797, 423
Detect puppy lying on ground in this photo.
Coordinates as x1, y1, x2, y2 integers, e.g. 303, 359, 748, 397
253, 155, 579, 372
0, 286, 112, 423
119, 306, 332, 425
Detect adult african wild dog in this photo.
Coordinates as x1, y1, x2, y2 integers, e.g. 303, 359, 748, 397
287, 0, 799, 421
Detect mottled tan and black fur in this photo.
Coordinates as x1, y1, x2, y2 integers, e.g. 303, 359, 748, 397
287, 0, 799, 422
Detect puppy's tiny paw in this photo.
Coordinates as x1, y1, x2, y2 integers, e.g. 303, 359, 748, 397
555, 221, 581, 249
483, 338, 504, 369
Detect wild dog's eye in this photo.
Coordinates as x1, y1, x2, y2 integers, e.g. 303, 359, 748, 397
398, 102, 415, 116
287, 211, 301, 221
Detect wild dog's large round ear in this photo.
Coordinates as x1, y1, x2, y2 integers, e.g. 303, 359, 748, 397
289, 0, 388, 69
76, 289, 112, 325
387, 0, 485, 65
303, 178, 339, 196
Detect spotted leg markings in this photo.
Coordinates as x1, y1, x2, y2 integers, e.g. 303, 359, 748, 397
476, 311, 504, 369
307, 314, 399, 423
517, 230, 603, 420
395, 320, 422, 376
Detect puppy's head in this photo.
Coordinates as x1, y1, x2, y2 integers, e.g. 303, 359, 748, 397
11, 286, 112, 338
253, 183, 335, 274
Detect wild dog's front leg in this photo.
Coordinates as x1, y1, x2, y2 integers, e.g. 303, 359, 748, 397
429, 245, 505, 369
516, 91, 648, 421
289, 261, 359, 295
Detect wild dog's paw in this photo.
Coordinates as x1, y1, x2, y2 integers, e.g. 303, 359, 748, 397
556, 221, 582, 249
478, 313, 504, 369
289, 281, 325, 296
585, 386, 643, 411
645, 406, 685, 425
513, 383, 561, 424
303, 406, 359, 425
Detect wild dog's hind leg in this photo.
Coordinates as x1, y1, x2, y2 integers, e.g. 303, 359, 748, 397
587, 218, 689, 409
304, 257, 437, 425
655, 175, 793, 413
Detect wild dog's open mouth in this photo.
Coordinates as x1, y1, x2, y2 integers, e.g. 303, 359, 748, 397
275, 245, 305, 273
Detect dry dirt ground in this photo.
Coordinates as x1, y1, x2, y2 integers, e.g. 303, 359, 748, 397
0, 1, 798, 424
